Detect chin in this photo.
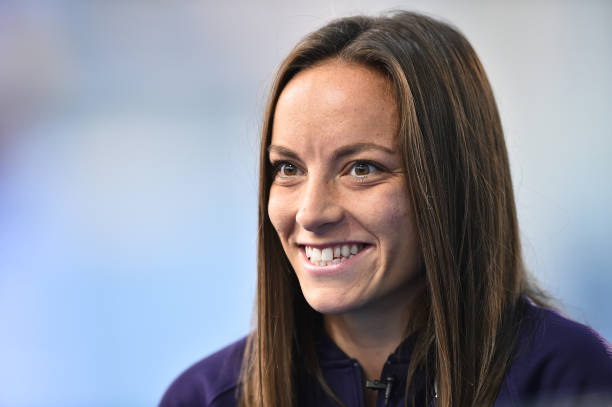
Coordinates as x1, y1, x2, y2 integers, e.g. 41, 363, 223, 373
302, 289, 359, 315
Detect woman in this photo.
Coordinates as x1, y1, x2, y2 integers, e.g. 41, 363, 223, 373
160, 11, 612, 407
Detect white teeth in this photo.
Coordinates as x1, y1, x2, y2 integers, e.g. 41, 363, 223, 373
341, 245, 350, 257
321, 248, 333, 261
305, 243, 365, 266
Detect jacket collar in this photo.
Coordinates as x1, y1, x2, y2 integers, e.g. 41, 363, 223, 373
315, 325, 417, 366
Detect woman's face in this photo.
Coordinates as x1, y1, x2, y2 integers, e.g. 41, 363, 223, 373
268, 60, 421, 315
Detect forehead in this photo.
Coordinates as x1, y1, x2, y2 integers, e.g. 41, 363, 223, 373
271, 60, 399, 150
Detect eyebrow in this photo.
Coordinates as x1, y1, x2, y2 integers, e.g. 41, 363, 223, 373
267, 142, 396, 161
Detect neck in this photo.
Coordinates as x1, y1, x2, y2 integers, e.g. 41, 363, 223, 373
323, 280, 425, 381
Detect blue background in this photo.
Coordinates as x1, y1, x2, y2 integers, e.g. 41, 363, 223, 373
0, 1, 610, 406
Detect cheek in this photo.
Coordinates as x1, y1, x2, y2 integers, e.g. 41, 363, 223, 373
389, 195, 413, 227
349, 186, 420, 266
385, 191, 417, 246
267, 186, 295, 238
351, 187, 412, 231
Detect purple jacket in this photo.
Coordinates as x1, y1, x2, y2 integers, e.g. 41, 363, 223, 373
160, 301, 612, 406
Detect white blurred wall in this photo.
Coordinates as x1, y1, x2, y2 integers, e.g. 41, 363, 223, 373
0, 1, 610, 406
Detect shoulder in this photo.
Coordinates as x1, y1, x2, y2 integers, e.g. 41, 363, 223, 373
159, 336, 247, 407
497, 300, 612, 405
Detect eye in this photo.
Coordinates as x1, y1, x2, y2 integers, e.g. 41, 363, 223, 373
349, 161, 378, 178
274, 161, 303, 177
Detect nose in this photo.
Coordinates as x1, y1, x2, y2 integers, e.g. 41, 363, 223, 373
295, 177, 344, 233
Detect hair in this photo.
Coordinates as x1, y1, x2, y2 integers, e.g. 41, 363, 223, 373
239, 11, 549, 407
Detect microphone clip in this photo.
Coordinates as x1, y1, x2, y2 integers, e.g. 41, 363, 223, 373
365, 376, 395, 405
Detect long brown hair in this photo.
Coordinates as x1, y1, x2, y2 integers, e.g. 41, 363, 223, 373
240, 11, 548, 407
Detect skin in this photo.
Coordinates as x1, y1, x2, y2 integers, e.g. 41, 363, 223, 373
268, 60, 423, 406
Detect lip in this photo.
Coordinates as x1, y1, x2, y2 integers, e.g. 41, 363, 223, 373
299, 243, 372, 276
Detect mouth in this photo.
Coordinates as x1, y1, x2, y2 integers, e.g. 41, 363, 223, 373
302, 243, 368, 267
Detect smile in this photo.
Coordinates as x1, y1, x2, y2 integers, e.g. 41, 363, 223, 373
304, 243, 367, 266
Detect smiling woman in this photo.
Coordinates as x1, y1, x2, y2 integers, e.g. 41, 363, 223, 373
160, 11, 612, 407
268, 62, 422, 326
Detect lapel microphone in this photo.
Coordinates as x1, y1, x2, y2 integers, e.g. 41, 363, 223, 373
365, 376, 395, 405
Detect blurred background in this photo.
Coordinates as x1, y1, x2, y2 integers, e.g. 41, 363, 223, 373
0, 0, 610, 406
